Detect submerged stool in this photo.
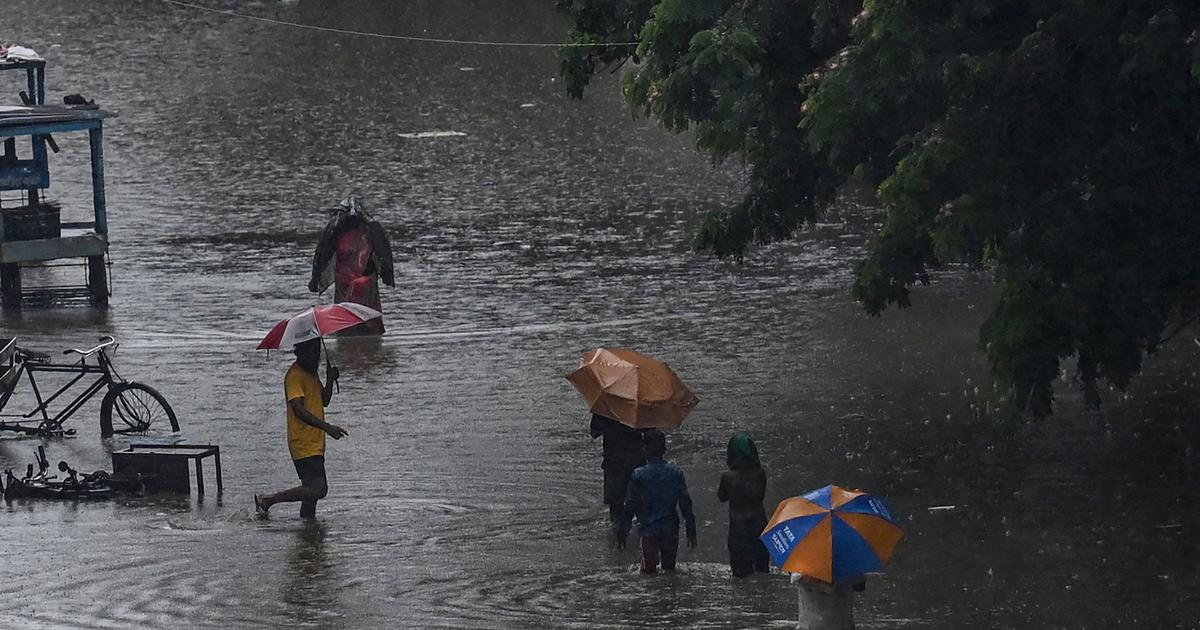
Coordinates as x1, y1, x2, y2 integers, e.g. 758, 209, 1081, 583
112, 444, 222, 495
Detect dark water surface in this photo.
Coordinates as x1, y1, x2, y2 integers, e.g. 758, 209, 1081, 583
2, 1, 1199, 628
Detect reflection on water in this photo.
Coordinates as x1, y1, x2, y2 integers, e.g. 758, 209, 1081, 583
282, 520, 338, 625
332, 335, 392, 374
0, 0, 1198, 629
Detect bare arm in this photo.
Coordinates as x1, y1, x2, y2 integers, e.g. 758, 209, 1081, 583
679, 475, 697, 545
616, 473, 639, 543
290, 397, 348, 438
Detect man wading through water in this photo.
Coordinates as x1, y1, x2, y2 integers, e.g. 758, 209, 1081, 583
255, 338, 349, 518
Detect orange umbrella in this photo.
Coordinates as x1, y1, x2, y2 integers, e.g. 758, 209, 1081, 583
761, 485, 903, 584
565, 348, 698, 429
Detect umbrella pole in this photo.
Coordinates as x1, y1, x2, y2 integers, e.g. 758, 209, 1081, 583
320, 336, 340, 393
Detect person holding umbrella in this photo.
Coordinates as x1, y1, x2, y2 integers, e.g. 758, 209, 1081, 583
565, 348, 700, 535
254, 338, 348, 518
589, 413, 647, 529
254, 303, 377, 518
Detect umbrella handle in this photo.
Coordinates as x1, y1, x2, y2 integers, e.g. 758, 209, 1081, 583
320, 337, 340, 394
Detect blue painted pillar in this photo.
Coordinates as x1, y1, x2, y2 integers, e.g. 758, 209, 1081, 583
87, 125, 109, 306
88, 126, 107, 235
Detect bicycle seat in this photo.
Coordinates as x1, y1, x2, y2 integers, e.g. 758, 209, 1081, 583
16, 347, 49, 362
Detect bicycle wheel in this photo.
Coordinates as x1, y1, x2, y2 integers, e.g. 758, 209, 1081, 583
100, 383, 179, 436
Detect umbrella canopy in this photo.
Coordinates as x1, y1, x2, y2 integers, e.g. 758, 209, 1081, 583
565, 348, 698, 429
761, 485, 903, 584
256, 303, 382, 350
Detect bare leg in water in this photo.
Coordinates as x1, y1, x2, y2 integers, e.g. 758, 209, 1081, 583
257, 478, 327, 517
256, 456, 328, 518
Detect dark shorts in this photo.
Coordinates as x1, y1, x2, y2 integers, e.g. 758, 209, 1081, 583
293, 455, 327, 487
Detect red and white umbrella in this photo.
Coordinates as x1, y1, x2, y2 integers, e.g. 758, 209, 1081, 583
256, 303, 382, 350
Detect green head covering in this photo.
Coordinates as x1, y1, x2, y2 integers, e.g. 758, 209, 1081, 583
727, 432, 761, 470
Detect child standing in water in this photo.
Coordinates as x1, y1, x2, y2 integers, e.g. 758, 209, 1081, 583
718, 432, 770, 577
616, 429, 697, 573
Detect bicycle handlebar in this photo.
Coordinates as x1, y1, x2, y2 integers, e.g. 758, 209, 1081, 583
63, 335, 116, 357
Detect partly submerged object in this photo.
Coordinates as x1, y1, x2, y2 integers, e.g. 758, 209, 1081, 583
310, 195, 393, 335
396, 130, 466, 139
2, 446, 141, 501
761, 485, 903, 584
310, 195, 394, 292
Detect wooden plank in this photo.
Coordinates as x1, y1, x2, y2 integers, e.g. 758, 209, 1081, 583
0, 119, 101, 138
0, 233, 107, 263
126, 446, 217, 457
0, 59, 46, 70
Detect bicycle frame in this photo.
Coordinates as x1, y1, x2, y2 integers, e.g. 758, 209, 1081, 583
0, 348, 122, 435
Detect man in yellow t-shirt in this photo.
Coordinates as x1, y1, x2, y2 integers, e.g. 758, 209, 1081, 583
255, 339, 349, 518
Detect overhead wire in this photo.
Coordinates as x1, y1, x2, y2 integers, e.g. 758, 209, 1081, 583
158, 0, 639, 48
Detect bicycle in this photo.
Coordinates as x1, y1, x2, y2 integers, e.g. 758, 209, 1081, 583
1, 445, 140, 500
0, 335, 179, 437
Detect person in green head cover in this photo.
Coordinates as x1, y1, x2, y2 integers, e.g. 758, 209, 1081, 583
718, 432, 770, 577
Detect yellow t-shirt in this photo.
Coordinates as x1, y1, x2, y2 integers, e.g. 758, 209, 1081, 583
285, 363, 326, 460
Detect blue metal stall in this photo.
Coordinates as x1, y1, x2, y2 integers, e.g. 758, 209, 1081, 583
0, 58, 114, 308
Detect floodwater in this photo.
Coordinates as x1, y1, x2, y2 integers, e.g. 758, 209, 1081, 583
1, 1, 1198, 628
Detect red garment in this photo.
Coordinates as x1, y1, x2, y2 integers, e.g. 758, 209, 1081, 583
333, 226, 384, 334
335, 228, 371, 287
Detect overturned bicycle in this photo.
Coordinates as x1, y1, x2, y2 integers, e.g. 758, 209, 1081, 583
2, 445, 142, 501
0, 336, 178, 438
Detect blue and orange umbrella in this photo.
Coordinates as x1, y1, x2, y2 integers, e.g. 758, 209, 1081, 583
760, 485, 903, 584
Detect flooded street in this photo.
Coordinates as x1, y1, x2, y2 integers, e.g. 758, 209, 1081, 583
2, 1, 1199, 628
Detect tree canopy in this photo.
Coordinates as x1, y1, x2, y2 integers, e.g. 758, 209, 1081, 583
559, 0, 1200, 418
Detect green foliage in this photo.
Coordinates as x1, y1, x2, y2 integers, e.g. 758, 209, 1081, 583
557, 0, 656, 99
560, 0, 1200, 418
561, 0, 858, 258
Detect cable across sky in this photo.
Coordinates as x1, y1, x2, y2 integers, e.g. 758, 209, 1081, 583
159, 0, 639, 48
